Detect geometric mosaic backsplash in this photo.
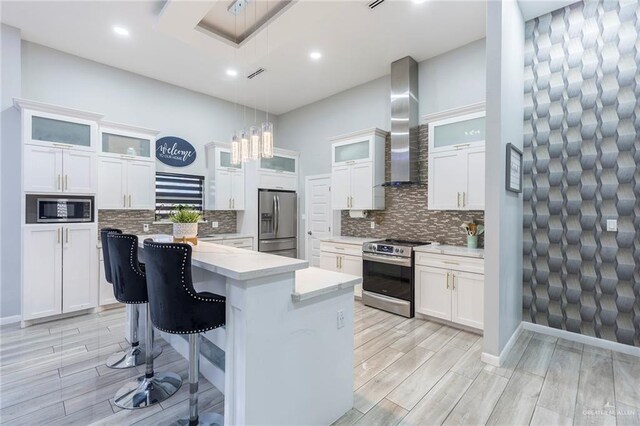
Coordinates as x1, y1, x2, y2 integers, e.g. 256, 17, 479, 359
522, 0, 640, 346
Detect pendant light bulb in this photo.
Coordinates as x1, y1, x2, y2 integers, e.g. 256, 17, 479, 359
230, 133, 241, 165
261, 121, 274, 158
239, 129, 249, 163
250, 125, 260, 160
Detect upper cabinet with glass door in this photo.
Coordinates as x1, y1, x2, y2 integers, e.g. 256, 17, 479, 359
259, 154, 297, 174
99, 121, 159, 162
428, 111, 485, 154
14, 98, 103, 152
331, 133, 378, 167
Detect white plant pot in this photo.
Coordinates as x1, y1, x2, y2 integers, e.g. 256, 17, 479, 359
173, 222, 198, 239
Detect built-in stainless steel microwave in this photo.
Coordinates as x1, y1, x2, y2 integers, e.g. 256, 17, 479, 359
25, 195, 94, 224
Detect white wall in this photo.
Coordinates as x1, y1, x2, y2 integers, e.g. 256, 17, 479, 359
21, 42, 278, 178
419, 38, 486, 117
483, 0, 524, 361
1, 24, 23, 321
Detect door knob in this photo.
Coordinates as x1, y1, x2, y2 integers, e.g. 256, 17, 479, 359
307, 231, 312, 235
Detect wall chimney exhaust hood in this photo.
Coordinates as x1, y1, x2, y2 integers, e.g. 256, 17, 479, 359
383, 56, 420, 186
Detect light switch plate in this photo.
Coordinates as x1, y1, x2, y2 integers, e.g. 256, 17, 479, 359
143, 224, 150, 232
370, 221, 375, 229
606, 219, 617, 232
211, 221, 219, 228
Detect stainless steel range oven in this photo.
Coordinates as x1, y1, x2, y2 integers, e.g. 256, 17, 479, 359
362, 239, 430, 318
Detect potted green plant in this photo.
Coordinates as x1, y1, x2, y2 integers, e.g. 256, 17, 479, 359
169, 205, 202, 240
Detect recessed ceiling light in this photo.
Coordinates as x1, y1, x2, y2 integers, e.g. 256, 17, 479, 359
309, 51, 322, 60
113, 26, 130, 37
226, 69, 238, 77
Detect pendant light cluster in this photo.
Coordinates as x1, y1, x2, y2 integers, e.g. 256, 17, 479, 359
230, 121, 273, 165
230, 0, 274, 165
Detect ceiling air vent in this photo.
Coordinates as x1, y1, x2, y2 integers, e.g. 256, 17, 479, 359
368, 0, 385, 9
247, 68, 266, 79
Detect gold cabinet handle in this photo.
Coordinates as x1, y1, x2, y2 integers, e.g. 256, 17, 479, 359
339, 256, 342, 269
457, 192, 461, 208
57, 228, 61, 244
336, 256, 339, 269
65, 228, 69, 244
452, 273, 456, 290
128, 194, 132, 207
123, 195, 127, 208
232, 198, 235, 209
462, 192, 466, 207
65, 175, 68, 191
446, 271, 450, 289
57, 174, 61, 190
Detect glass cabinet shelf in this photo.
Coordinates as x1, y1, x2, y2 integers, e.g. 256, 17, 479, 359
32, 116, 91, 147
102, 132, 151, 158
219, 151, 241, 169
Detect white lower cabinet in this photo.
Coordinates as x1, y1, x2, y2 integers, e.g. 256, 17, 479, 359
415, 253, 484, 330
98, 251, 118, 306
319, 241, 364, 298
23, 224, 98, 321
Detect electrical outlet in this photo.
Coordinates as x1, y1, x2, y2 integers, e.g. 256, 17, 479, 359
211, 221, 219, 228
337, 310, 345, 329
370, 221, 375, 229
143, 224, 150, 232
606, 219, 617, 232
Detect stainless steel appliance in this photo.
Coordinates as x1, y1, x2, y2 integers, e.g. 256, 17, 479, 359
362, 239, 430, 317
258, 189, 297, 258
26, 194, 94, 224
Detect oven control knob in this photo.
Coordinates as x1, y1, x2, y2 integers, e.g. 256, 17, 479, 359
399, 249, 405, 254
371, 244, 377, 251
394, 248, 399, 253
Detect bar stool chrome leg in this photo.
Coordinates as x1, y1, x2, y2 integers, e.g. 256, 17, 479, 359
178, 334, 224, 426
106, 305, 162, 369
113, 305, 182, 409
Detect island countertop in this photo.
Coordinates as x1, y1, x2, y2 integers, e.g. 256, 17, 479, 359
139, 234, 308, 280
414, 243, 484, 258
292, 267, 361, 302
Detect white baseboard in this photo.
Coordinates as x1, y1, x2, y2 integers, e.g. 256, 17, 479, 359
0, 315, 22, 326
522, 322, 640, 358
481, 322, 523, 367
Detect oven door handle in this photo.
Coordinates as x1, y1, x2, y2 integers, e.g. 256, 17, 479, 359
362, 253, 412, 267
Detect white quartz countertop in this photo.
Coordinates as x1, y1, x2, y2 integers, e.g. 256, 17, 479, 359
320, 236, 378, 245
139, 234, 307, 280
414, 244, 484, 259
292, 267, 362, 302
199, 233, 253, 240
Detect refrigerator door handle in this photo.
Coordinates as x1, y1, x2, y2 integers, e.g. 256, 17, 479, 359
275, 195, 281, 236
273, 195, 279, 236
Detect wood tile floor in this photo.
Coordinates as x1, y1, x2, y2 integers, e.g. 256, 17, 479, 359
1, 302, 638, 425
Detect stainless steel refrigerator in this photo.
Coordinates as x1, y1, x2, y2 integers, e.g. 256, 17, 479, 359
258, 189, 298, 258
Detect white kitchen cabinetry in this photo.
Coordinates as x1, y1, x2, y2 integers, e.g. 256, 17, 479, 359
258, 152, 298, 191
23, 224, 98, 321
414, 251, 484, 330
97, 123, 158, 210
330, 128, 385, 210
98, 249, 119, 306
23, 144, 97, 194
98, 157, 155, 209
207, 146, 245, 210
319, 240, 364, 298
428, 111, 485, 211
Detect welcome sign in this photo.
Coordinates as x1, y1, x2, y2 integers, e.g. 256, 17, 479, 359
156, 136, 197, 167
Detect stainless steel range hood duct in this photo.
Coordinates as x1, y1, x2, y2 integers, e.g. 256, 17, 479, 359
385, 56, 419, 186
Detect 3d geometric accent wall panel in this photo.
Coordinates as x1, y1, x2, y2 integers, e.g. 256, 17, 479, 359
523, 0, 640, 346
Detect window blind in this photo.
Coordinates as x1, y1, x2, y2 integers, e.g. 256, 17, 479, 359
155, 172, 204, 219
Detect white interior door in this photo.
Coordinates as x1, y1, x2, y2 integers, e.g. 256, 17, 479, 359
305, 175, 333, 266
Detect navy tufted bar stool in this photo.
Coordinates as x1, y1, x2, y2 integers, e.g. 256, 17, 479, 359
107, 233, 182, 409
100, 228, 161, 369
143, 240, 226, 426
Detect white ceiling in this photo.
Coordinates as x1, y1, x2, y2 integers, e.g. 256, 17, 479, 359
2, 0, 488, 115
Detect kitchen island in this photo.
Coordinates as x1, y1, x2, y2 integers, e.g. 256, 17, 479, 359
136, 235, 359, 426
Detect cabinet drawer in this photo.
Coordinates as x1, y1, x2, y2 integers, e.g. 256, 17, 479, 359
415, 252, 484, 274
222, 237, 253, 248
320, 241, 362, 257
